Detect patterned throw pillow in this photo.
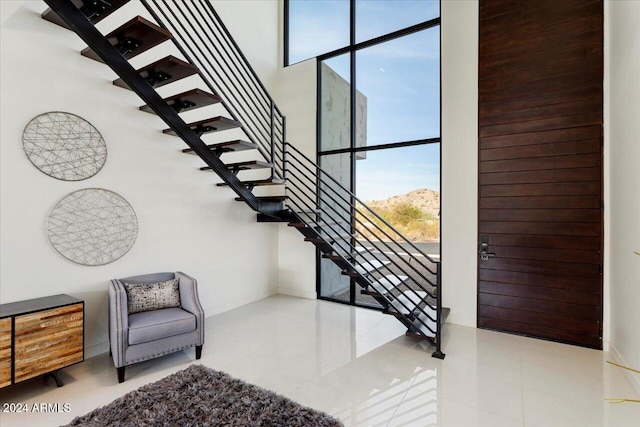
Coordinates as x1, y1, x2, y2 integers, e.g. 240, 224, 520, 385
124, 279, 181, 314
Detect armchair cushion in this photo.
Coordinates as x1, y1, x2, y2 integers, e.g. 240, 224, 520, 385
128, 307, 196, 345
124, 279, 181, 314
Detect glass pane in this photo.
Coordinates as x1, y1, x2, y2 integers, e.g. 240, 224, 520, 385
355, 143, 440, 247
287, 0, 350, 64
356, 27, 440, 146
356, 0, 440, 43
355, 143, 440, 309
319, 152, 351, 237
320, 258, 351, 302
320, 54, 351, 152
319, 152, 353, 302
355, 278, 384, 308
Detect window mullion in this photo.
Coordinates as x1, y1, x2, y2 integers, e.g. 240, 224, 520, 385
348, 0, 356, 305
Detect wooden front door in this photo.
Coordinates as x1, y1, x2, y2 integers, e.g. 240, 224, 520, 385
477, 0, 604, 348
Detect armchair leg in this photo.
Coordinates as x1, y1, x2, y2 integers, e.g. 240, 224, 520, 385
196, 345, 203, 360
117, 366, 125, 383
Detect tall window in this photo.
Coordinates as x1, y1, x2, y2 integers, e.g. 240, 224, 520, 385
286, 0, 441, 307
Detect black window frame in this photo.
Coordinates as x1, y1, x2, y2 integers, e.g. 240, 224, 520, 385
285, 0, 442, 308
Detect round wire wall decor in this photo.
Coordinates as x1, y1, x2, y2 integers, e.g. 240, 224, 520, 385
22, 111, 107, 181
47, 188, 138, 266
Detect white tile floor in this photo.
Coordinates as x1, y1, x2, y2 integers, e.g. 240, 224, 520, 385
1, 295, 639, 426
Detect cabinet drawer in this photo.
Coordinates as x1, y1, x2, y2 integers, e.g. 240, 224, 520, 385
14, 304, 83, 383
0, 318, 11, 388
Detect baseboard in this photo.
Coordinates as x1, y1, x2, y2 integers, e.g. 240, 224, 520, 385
277, 287, 317, 300
443, 312, 475, 328
608, 343, 640, 397
85, 341, 109, 359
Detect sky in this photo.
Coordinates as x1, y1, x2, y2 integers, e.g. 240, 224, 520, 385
289, 0, 441, 201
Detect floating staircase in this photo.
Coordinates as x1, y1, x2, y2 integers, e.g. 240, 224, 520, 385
80, 16, 171, 62
42, 0, 446, 358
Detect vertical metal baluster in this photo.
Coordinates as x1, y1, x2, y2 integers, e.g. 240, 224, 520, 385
432, 262, 445, 359
270, 100, 275, 179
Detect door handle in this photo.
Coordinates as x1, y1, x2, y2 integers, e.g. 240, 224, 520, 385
479, 241, 496, 261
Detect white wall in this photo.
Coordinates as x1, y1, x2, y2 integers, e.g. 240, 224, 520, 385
0, 0, 281, 357
607, 0, 640, 393
213, 0, 280, 91
273, 56, 318, 299
440, 0, 479, 327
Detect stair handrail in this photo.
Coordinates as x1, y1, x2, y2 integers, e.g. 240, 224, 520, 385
284, 152, 439, 294
141, 0, 286, 178
284, 151, 441, 331
284, 204, 438, 336
145, 0, 446, 355
286, 214, 439, 337
285, 174, 440, 325
285, 142, 440, 266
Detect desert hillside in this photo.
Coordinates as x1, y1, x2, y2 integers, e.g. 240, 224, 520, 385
366, 188, 440, 217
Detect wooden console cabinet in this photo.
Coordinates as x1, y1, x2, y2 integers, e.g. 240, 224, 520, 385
0, 294, 84, 388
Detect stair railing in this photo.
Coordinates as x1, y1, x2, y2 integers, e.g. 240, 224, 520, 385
285, 145, 438, 289
141, 0, 286, 179
142, 0, 443, 354
284, 143, 442, 340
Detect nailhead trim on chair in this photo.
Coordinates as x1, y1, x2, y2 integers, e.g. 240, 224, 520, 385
124, 344, 197, 365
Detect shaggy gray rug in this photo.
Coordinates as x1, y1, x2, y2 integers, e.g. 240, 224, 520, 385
64, 365, 343, 427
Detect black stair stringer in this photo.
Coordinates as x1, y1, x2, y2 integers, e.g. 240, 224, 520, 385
43, 0, 282, 216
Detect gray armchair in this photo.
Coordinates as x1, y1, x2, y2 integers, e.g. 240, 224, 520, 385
109, 271, 205, 383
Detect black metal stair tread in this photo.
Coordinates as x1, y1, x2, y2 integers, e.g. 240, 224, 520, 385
288, 222, 308, 228
405, 307, 451, 340
368, 274, 410, 295
321, 246, 370, 259
305, 233, 354, 243
315, 221, 350, 230
234, 195, 287, 202
289, 221, 347, 231
81, 16, 172, 62
183, 139, 256, 154
356, 260, 391, 274
257, 213, 292, 223
289, 219, 340, 228
292, 211, 322, 221
216, 178, 285, 187
163, 117, 241, 136
114, 55, 198, 89
386, 291, 430, 316
361, 289, 384, 298
405, 307, 450, 340
341, 259, 391, 277
43, 0, 130, 29
141, 89, 221, 114
200, 160, 272, 171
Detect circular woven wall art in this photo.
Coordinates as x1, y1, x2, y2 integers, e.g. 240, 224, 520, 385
22, 111, 107, 181
47, 188, 138, 266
